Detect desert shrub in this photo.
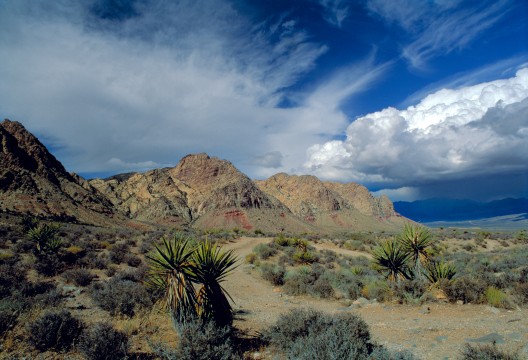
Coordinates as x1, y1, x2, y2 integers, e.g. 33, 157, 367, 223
264, 308, 373, 359
0, 309, 17, 337
513, 282, 528, 304
283, 267, 316, 296
105, 265, 117, 277
245, 253, 257, 264
109, 242, 130, 264
62, 245, 86, 264
361, 280, 392, 301
442, 277, 486, 304
292, 250, 318, 264
89, 278, 151, 317
260, 263, 285, 286
391, 278, 429, 304
310, 277, 335, 299
27, 310, 84, 351
89, 254, 109, 270
63, 268, 97, 287
79, 322, 129, 360
253, 243, 277, 260
34, 253, 64, 276
484, 287, 511, 308
125, 254, 142, 267
173, 319, 239, 360
0, 263, 26, 297
460, 342, 521, 360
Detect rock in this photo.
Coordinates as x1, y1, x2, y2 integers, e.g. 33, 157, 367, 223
456, 300, 464, 305
486, 306, 500, 314
420, 305, 431, 314
353, 297, 370, 307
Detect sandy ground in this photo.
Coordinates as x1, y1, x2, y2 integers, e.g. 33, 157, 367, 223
223, 237, 528, 360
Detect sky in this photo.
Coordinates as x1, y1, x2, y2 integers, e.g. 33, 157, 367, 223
1, 0, 527, 202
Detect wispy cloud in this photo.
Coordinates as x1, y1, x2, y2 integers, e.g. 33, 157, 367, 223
367, 0, 513, 69
318, 0, 351, 27
0, 0, 381, 179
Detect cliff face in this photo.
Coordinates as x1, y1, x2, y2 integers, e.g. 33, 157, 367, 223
1, 119, 404, 232
0, 119, 117, 224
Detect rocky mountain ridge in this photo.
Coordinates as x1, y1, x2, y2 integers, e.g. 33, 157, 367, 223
0, 119, 118, 225
0, 119, 405, 232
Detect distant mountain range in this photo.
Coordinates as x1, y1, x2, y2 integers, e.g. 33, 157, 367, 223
394, 198, 528, 222
0, 119, 407, 233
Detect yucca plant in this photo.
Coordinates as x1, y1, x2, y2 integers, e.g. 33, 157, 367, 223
425, 260, 457, 284
372, 239, 412, 282
146, 234, 198, 328
193, 239, 238, 327
27, 223, 62, 256
399, 223, 433, 271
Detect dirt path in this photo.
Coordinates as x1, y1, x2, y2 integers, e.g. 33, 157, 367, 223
223, 237, 528, 359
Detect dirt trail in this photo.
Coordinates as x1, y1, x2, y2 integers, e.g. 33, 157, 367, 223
223, 237, 528, 359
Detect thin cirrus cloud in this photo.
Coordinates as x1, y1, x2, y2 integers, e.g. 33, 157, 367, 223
318, 0, 351, 28
304, 68, 528, 199
367, 0, 513, 69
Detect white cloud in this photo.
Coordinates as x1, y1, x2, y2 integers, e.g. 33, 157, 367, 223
305, 68, 528, 187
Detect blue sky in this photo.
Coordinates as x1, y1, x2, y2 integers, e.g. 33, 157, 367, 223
1, 0, 527, 201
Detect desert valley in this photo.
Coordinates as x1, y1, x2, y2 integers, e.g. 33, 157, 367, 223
1, 119, 527, 359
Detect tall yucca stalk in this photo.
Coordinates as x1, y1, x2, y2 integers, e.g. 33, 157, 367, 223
372, 239, 412, 282
193, 239, 238, 327
399, 223, 433, 270
146, 234, 198, 328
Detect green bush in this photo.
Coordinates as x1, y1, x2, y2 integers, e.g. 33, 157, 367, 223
27, 310, 84, 351
484, 287, 511, 308
79, 322, 129, 360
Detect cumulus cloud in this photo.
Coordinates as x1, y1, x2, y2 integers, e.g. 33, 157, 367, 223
367, 0, 513, 69
305, 68, 528, 196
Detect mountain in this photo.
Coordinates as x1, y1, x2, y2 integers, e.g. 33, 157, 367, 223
255, 173, 404, 232
1, 118, 406, 233
90, 154, 314, 233
394, 198, 528, 222
0, 119, 119, 224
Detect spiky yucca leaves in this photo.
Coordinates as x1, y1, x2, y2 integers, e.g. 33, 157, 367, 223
372, 239, 412, 282
193, 239, 238, 327
399, 223, 433, 270
425, 261, 457, 284
27, 223, 62, 255
146, 234, 198, 328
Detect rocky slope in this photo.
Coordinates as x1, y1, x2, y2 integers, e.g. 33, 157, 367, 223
91, 154, 312, 232
0, 119, 118, 224
255, 173, 403, 232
